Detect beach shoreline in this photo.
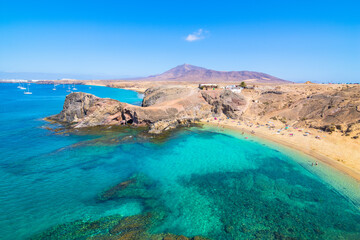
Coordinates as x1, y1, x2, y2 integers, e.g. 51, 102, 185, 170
28, 80, 360, 183
202, 119, 360, 183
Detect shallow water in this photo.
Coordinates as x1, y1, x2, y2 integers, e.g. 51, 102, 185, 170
0, 83, 360, 240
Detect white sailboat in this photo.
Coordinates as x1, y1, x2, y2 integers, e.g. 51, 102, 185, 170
66, 85, 71, 92
52, 83, 56, 90
18, 83, 26, 90
24, 84, 32, 95
72, 84, 77, 91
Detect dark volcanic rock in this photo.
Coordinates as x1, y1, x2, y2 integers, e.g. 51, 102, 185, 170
98, 173, 156, 202
99, 179, 136, 201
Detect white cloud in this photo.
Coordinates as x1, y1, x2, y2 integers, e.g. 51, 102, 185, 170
185, 29, 208, 42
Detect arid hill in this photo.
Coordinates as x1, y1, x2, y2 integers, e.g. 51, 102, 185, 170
242, 84, 360, 138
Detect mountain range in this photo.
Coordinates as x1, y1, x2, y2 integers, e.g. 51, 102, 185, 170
143, 64, 290, 83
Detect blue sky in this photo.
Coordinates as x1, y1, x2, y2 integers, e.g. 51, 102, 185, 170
0, 0, 359, 82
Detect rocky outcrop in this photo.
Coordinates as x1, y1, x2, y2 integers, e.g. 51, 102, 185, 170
47, 86, 250, 133
201, 90, 247, 119
48, 92, 120, 125
272, 92, 360, 133
244, 84, 360, 137
47, 83, 360, 137
142, 86, 193, 107
47, 93, 192, 133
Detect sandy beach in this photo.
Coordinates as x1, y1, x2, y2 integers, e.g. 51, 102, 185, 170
202, 118, 360, 182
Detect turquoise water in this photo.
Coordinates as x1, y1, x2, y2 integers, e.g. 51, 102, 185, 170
1, 83, 360, 239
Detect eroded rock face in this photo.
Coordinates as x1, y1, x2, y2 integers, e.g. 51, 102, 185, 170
244, 84, 360, 136
286, 93, 360, 129
142, 86, 193, 107
201, 90, 247, 119
47, 92, 126, 127
51, 92, 100, 123
48, 86, 248, 133
48, 84, 360, 137
46, 93, 200, 133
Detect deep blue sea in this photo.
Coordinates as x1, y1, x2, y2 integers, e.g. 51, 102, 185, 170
0, 83, 360, 240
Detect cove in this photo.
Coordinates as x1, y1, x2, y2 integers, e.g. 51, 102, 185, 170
0, 83, 359, 240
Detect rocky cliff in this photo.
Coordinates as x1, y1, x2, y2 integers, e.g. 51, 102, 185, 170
201, 90, 247, 119
47, 84, 360, 137
242, 84, 360, 138
48, 86, 248, 133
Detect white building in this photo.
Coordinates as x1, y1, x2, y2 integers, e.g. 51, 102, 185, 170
225, 85, 243, 93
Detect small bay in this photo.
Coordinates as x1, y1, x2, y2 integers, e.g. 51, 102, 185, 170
0, 83, 359, 240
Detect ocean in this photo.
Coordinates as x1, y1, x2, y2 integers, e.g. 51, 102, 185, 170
0, 83, 359, 240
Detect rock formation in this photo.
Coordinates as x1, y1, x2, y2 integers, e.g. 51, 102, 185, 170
47, 86, 248, 133
201, 90, 247, 119
243, 84, 360, 137
48, 83, 360, 137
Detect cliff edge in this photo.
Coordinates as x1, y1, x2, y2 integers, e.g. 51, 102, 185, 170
47, 86, 247, 133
